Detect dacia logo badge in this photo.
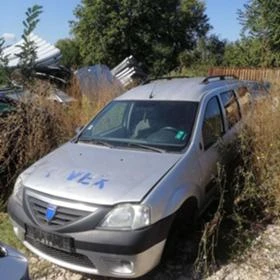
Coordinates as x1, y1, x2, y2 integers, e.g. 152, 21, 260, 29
45, 205, 57, 222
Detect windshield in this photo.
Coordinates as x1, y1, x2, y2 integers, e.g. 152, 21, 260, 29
78, 100, 198, 152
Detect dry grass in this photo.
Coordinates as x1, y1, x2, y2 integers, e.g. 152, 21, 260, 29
0, 77, 123, 203
1, 74, 279, 278
230, 83, 280, 220
194, 83, 280, 277
67, 75, 123, 123
245, 87, 280, 213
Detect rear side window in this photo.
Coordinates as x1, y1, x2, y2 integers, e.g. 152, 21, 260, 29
202, 97, 224, 149
220, 91, 241, 128
236, 87, 251, 115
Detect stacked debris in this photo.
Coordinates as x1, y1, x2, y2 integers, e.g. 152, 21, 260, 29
34, 65, 72, 87
111, 55, 147, 87
3, 33, 146, 99
3, 33, 61, 68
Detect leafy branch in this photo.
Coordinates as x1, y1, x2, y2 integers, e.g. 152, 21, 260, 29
15, 5, 43, 80
0, 37, 9, 85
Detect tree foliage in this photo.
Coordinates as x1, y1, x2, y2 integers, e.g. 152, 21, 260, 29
0, 38, 9, 85
223, 39, 262, 67
178, 34, 226, 68
71, 0, 210, 75
16, 5, 43, 79
237, 0, 280, 67
56, 38, 82, 68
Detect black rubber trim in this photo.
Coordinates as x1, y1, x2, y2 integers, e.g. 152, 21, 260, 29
75, 214, 175, 255
205, 178, 216, 194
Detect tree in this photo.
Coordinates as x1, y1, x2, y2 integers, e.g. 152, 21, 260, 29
16, 5, 43, 79
56, 38, 82, 68
222, 38, 268, 67
71, 0, 210, 75
194, 35, 226, 66
238, 0, 280, 66
0, 37, 9, 85
204, 35, 226, 66
178, 34, 226, 69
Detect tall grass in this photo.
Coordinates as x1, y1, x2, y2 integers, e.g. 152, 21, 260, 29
194, 83, 280, 277
233, 84, 280, 219
246, 86, 280, 214
1, 73, 279, 277
0, 78, 123, 204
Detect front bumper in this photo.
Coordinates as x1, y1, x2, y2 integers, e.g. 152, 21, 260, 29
8, 195, 173, 278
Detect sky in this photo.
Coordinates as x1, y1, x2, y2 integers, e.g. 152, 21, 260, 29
205, 0, 246, 41
0, 0, 247, 45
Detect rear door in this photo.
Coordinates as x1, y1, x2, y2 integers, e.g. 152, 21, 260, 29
220, 89, 242, 143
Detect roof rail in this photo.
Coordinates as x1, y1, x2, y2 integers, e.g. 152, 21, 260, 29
201, 75, 239, 84
142, 76, 190, 85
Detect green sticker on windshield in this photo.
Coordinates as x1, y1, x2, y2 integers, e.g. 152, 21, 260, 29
175, 130, 187, 140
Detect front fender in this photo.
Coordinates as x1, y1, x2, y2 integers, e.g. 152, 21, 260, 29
164, 183, 202, 219
144, 180, 203, 224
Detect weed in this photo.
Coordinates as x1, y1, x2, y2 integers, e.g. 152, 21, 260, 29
0, 77, 122, 204
0, 213, 26, 251
193, 164, 225, 278
193, 84, 280, 277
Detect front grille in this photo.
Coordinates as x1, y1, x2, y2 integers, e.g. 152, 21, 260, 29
26, 236, 95, 269
27, 195, 90, 227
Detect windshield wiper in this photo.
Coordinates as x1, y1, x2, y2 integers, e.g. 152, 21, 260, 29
78, 139, 114, 148
127, 143, 165, 153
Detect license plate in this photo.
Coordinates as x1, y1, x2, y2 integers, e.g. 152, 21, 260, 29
25, 225, 74, 253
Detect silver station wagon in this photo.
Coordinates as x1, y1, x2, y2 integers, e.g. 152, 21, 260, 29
8, 75, 252, 278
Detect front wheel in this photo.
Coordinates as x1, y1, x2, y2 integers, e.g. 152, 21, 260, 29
162, 199, 198, 260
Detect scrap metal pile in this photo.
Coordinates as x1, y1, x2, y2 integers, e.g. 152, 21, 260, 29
111, 55, 147, 87
2, 34, 147, 103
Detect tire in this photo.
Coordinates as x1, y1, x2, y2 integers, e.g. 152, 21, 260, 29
162, 198, 198, 259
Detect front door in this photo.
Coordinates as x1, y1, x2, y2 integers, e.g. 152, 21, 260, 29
198, 96, 225, 208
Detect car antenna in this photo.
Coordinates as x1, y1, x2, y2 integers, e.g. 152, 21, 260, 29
149, 83, 156, 99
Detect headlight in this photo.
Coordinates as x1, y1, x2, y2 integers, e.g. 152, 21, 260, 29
99, 204, 151, 230
13, 177, 24, 202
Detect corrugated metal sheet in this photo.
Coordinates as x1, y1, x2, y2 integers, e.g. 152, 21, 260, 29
111, 55, 147, 87
3, 33, 61, 68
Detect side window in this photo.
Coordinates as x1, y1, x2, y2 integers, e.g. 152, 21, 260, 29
202, 97, 224, 149
220, 91, 241, 128
236, 86, 251, 115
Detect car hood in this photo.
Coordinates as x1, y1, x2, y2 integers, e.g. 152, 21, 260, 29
22, 142, 181, 205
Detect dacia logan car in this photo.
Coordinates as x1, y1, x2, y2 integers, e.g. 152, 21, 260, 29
8, 75, 251, 278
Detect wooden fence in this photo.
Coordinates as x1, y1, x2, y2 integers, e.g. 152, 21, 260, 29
208, 67, 280, 82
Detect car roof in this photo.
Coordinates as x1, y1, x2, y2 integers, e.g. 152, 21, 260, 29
115, 76, 243, 102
